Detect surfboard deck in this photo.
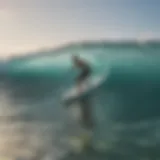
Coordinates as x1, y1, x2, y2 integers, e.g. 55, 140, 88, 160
61, 74, 108, 154
62, 75, 106, 106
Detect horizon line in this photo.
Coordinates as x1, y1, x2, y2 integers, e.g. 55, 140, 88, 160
1, 38, 160, 61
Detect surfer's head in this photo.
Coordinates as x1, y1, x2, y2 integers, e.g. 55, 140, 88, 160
72, 55, 79, 61
72, 55, 81, 67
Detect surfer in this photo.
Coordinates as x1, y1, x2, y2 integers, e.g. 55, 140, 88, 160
72, 55, 91, 88
72, 55, 94, 130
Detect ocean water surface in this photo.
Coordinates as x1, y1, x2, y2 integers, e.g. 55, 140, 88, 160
0, 43, 160, 160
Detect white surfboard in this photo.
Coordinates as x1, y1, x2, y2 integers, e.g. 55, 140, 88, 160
62, 75, 106, 105
62, 74, 108, 153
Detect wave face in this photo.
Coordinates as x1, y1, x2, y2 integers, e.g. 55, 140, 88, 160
2, 43, 160, 159
8, 44, 155, 76
7, 43, 160, 121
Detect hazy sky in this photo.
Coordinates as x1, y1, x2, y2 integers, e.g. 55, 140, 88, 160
0, 0, 160, 58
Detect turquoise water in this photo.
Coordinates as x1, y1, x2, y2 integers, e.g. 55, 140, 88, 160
1, 43, 160, 159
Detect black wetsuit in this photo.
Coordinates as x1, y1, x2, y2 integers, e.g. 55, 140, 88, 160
76, 64, 93, 129
76, 64, 91, 84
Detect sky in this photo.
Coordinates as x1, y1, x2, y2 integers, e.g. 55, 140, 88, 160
0, 0, 160, 59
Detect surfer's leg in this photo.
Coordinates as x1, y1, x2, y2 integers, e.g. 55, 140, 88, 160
77, 97, 94, 150
80, 97, 94, 129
